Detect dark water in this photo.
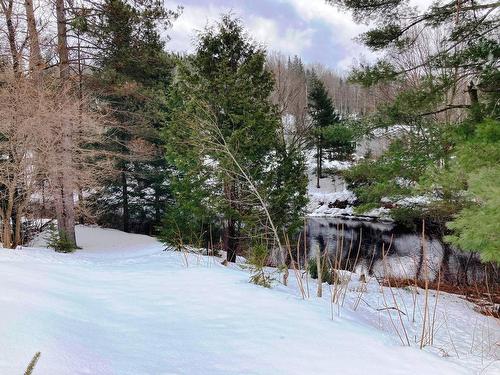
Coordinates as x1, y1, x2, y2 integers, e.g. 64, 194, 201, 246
306, 217, 498, 285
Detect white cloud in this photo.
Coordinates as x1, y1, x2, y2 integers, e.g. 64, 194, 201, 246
165, 2, 313, 57
164, 2, 234, 53
282, 0, 437, 70
247, 16, 314, 56
279, 0, 376, 70
164, 0, 438, 70
282, 0, 366, 39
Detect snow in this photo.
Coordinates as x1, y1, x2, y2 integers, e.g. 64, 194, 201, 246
307, 200, 355, 217
304, 149, 432, 219
0, 226, 498, 374
370, 125, 412, 138
306, 152, 358, 218
321, 159, 353, 171
362, 206, 392, 220
307, 192, 356, 217
395, 195, 433, 207
305, 150, 392, 220
354, 126, 409, 159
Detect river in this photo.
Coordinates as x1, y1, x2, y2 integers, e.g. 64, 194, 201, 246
306, 217, 497, 286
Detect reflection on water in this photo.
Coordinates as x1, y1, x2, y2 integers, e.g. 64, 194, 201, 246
306, 218, 498, 285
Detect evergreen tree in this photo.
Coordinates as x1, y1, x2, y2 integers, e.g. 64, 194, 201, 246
330, 0, 499, 260
162, 16, 307, 262
425, 118, 500, 262
308, 73, 352, 188
84, 0, 177, 233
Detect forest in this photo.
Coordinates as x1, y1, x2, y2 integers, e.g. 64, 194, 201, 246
0, 0, 496, 258
0, 0, 499, 373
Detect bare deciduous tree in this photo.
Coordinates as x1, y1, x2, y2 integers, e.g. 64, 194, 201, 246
0, 75, 115, 248
267, 53, 310, 149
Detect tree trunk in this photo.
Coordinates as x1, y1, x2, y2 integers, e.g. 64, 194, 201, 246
467, 80, 481, 121
60, 137, 76, 246
416, 242, 425, 280
54, 178, 77, 245
1, 0, 21, 77
24, 0, 43, 74
316, 143, 320, 189
462, 252, 473, 286
224, 218, 237, 262
154, 187, 161, 225
439, 244, 453, 283
318, 132, 323, 179
121, 171, 129, 232
316, 245, 322, 297
1, 186, 15, 248
223, 182, 237, 262
11, 196, 19, 248
2, 217, 12, 249
13, 208, 22, 247
56, 0, 70, 79
77, 188, 84, 224
55, 0, 76, 246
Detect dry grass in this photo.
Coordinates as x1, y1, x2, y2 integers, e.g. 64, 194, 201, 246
379, 278, 500, 318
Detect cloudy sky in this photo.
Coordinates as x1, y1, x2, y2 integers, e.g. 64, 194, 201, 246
164, 0, 375, 72
164, 0, 435, 72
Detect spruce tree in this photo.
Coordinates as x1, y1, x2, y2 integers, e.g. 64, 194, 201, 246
308, 73, 343, 188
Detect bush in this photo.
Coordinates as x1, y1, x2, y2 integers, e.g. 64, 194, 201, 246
391, 206, 422, 231
47, 226, 76, 253
248, 244, 273, 288
308, 257, 335, 284
445, 166, 500, 262
343, 139, 437, 210
423, 119, 500, 262
322, 124, 355, 160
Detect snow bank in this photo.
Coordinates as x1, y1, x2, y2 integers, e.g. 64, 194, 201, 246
0, 227, 497, 374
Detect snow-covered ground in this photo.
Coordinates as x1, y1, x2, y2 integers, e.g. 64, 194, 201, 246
305, 152, 429, 220
306, 154, 358, 217
305, 154, 388, 219
0, 226, 497, 374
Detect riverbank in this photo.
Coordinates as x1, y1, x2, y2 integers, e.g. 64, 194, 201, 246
305, 152, 396, 220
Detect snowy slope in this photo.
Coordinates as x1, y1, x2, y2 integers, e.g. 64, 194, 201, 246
306, 154, 359, 218
0, 226, 497, 374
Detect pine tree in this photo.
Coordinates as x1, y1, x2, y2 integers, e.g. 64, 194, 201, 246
428, 119, 500, 262
329, 1, 499, 260
329, 0, 499, 120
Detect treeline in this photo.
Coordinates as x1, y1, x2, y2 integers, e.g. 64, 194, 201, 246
0, 0, 180, 248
